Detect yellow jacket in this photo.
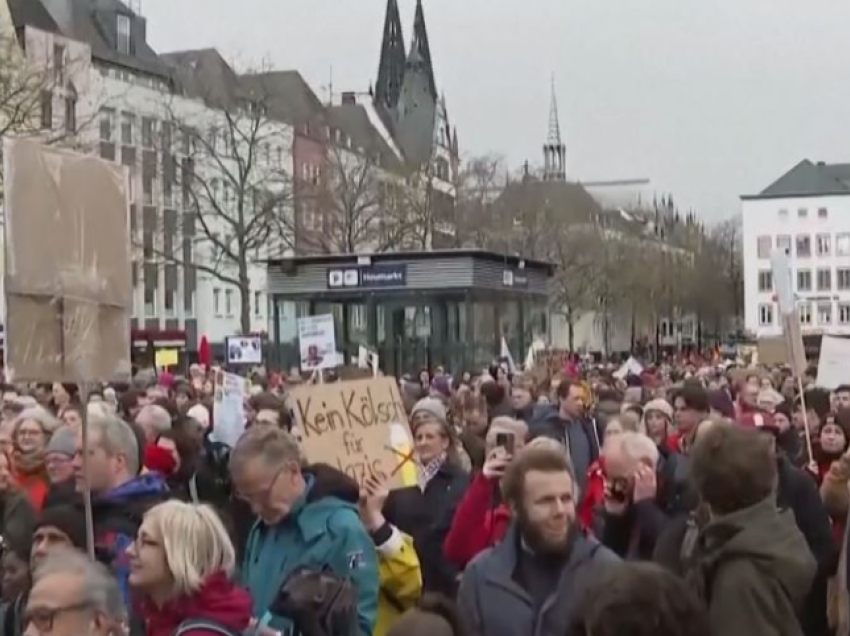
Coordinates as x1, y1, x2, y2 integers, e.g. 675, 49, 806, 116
373, 528, 422, 636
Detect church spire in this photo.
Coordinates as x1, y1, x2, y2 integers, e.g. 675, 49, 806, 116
375, 0, 406, 110
543, 75, 566, 181
408, 0, 437, 101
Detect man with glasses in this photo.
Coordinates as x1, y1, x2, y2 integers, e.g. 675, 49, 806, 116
24, 550, 125, 636
230, 427, 378, 636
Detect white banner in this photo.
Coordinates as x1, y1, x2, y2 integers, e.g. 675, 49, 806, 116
817, 335, 850, 390
211, 370, 246, 448
298, 314, 337, 371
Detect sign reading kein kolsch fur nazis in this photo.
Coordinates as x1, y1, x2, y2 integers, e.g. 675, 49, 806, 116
288, 378, 417, 489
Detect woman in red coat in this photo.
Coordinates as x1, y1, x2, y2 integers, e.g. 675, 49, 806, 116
128, 500, 252, 636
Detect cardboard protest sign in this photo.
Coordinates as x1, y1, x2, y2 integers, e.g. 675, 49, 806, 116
288, 378, 417, 489
817, 335, 850, 390
2, 138, 131, 382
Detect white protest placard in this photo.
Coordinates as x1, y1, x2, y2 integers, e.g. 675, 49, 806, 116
225, 336, 263, 365
288, 378, 417, 489
614, 356, 644, 380
817, 335, 850, 390
298, 315, 337, 371
211, 370, 246, 447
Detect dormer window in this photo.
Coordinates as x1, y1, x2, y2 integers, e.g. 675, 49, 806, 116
116, 14, 131, 54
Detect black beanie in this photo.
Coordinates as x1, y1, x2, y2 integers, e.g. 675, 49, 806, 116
35, 505, 88, 551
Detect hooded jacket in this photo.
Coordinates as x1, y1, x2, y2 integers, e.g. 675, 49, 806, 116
137, 571, 252, 636
528, 411, 600, 494
90, 473, 170, 604
372, 526, 422, 636
242, 464, 378, 636
687, 496, 816, 636
444, 471, 511, 570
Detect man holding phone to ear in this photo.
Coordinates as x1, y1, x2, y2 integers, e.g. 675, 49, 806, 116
597, 432, 667, 560
444, 418, 527, 569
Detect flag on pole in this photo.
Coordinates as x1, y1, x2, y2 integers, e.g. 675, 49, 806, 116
501, 337, 517, 374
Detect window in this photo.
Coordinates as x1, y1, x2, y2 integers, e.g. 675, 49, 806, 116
121, 112, 135, 146
838, 234, 850, 256
818, 302, 833, 326
64, 92, 76, 134
758, 270, 773, 293
254, 291, 262, 316
779, 208, 789, 219
144, 288, 156, 317
799, 302, 812, 326
116, 14, 132, 55
796, 235, 811, 258
141, 118, 156, 149
798, 208, 809, 219
758, 304, 774, 327
53, 44, 65, 83
213, 288, 221, 315
757, 236, 771, 259
819, 207, 829, 219
839, 303, 850, 325
40, 91, 52, 130
797, 269, 812, 292
276, 146, 284, 167
777, 235, 791, 254
208, 127, 218, 153
143, 175, 154, 205
817, 268, 832, 292
817, 234, 831, 257
164, 290, 176, 317
100, 108, 115, 142
839, 268, 850, 291
225, 290, 233, 316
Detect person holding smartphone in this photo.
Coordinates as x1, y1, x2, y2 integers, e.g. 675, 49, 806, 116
444, 418, 527, 569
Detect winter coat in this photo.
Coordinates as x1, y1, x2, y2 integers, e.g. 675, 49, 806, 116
528, 412, 600, 494
0, 489, 36, 552
136, 571, 252, 636
597, 499, 667, 560
384, 461, 469, 597
777, 455, 837, 636
458, 525, 620, 636
242, 464, 378, 636
90, 473, 170, 605
444, 472, 510, 570
12, 464, 49, 512
372, 526, 422, 636
686, 496, 816, 636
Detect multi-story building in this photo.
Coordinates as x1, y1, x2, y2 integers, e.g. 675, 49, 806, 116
6, 0, 291, 360
742, 159, 850, 339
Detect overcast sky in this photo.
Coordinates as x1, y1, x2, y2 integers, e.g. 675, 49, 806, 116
142, 0, 850, 223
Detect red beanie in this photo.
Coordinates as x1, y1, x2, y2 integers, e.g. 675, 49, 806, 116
144, 443, 177, 477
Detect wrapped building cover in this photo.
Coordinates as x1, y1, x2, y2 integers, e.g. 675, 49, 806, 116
2, 137, 132, 382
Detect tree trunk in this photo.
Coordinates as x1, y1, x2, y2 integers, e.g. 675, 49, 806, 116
568, 309, 575, 352
239, 262, 251, 335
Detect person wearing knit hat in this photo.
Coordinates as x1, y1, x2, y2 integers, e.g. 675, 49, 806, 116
31, 505, 88, 568
643, 399, 674, 449
42, 427, 79, 509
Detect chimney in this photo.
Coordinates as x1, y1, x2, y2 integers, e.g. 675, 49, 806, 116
817, 161, 826, 166
341, 91, 357, 105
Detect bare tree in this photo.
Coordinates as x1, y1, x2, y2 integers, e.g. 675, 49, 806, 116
454, 153, 507, 248
154, 90, 293, 334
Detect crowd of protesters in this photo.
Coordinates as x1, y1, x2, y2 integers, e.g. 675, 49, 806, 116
0, 357, 848, 636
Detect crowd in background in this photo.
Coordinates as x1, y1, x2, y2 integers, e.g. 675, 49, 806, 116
0, 357, 845, 636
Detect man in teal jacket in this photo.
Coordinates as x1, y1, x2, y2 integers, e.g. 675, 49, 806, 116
230, 427, 379, 636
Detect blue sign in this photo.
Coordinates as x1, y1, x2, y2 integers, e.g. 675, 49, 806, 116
327, 264, 407, 289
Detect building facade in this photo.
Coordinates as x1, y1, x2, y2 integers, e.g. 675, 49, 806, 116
742, 160, 850, 339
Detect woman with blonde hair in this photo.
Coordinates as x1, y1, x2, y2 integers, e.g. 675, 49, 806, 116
12, 407, 59, 511
128, 500, 252, 636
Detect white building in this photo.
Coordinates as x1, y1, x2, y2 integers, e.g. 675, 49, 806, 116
6, 0, 293, 359
742, 159, 850, 338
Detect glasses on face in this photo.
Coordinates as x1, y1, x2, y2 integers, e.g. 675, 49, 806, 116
24, 601, 92, 632
235, 467, 284, 505
17, 428, 45, 439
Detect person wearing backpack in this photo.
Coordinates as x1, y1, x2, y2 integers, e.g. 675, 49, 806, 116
127, 500, 252, 636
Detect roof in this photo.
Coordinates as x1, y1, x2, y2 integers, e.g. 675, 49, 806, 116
240, 71, 325, 127
742, 159, 850, 200
267, 248, 554, 274
326, 104, 403, 171
7, 0, 59, 34
161, 48, 243, 108
496, 178, 603, 223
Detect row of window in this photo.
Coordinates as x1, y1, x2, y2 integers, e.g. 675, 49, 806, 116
211, 289, 265, 318
776, 207, 829, 221
757, 267, 850, 293
757, 234, 850, 260
99, 110, 287, 169
139, 289, 189, 319
758, 301, 850, 327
